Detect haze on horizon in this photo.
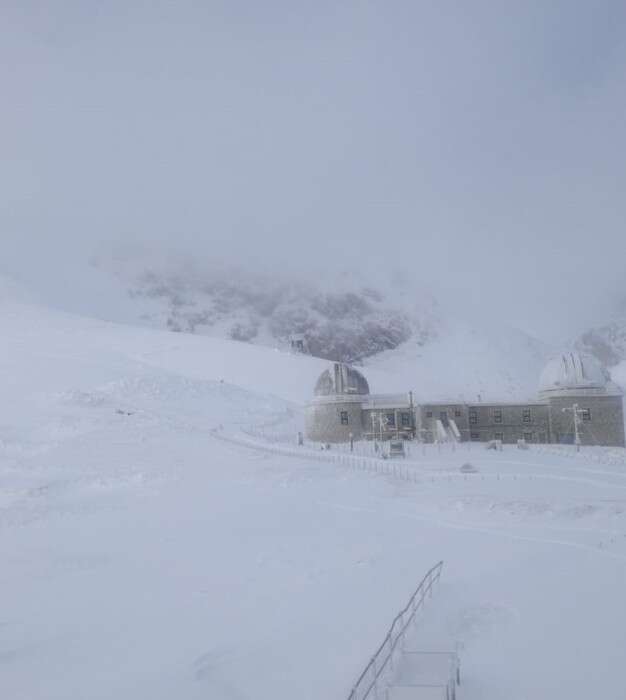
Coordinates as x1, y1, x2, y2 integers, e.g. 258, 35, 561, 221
3, 1, 626, 340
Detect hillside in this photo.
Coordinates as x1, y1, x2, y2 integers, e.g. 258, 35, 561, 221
102, 256, 554, 401
3, 291, 626, 700
7, 252, 552, 402
89, 254, 439, 365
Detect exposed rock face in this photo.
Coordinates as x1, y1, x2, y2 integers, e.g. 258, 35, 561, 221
576, 324, 626, 367
268, 292, 414, 363
118, 264, 435, 364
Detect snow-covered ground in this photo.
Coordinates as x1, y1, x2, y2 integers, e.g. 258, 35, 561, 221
2, 295, 626, 699
3, 254, 551, 403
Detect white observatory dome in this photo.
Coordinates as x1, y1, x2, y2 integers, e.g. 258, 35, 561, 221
538, 352, 614, 397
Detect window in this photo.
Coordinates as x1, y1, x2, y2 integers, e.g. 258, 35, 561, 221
494, 432, 504, 441
523, 408, 532, 423
494, 409, 502, 424
439, 411, 447, 419
469, 410, 478, 425
454, 409, 462, 417
426, 411, 433, 418
523, 432, 533, 442
340, 411, 349, 425
386, 413, 396, 427
539, 433, 547, 443
470, 432, 480, 440
400, 413, 411, 427
581, 408, 591, 421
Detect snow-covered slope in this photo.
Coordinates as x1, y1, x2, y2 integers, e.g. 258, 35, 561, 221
0, 296, 325, 408
3, 248, 552, 402
3, 289, 626, 700
363, 315, 549, 401
85, 255, 437, 364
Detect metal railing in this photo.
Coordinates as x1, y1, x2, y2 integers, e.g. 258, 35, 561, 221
347, 561, 444, 700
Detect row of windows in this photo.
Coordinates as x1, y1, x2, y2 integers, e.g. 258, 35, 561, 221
385, 412, 413, 427
478, 408, 532, 424
340, 412, 413, 427
471, 408, 592, 424
425, 409, 463, 418
342, 407, 593, 428
426, 407, 593, 425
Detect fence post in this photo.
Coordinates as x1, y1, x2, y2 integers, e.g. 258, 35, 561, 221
372, 657, 379, 700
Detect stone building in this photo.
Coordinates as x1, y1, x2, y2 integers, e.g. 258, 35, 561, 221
305, 363, 415, 442
305, 353, 625, 447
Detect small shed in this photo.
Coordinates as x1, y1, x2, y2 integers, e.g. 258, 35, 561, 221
289, 333, 307, 353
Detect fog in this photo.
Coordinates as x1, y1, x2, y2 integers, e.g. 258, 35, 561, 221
3, 1, 626, 339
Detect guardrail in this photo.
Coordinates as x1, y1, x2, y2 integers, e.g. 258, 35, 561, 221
347, 561, 444, 700
245, 424, 626, 469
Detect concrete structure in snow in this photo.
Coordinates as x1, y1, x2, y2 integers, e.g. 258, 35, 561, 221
305, 353, 625, 447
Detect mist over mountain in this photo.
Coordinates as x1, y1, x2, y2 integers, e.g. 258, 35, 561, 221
90, 251, 439, 364
574, 297, 626, 367
0, 242, 554, 404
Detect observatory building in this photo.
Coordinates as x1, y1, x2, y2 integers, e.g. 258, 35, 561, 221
305, 353, 625, 447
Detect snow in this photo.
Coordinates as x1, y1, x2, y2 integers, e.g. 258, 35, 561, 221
611, 359, 626, 393
2, 293, 626, 699
362, 316, 548, 402
538, 351, 609, 393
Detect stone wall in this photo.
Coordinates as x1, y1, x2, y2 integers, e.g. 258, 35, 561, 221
546, 395, 625, 447
305, 398, 364, 443
305, 394, 625, 447
465, 403, 551, 444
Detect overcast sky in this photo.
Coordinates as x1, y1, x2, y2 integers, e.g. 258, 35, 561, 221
2, 1, 626, 339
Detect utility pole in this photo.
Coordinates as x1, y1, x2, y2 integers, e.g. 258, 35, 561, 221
562, 402, 584, 452
371, 412, 378, 452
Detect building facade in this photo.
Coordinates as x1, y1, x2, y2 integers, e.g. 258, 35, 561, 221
305, 353, 625, 447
